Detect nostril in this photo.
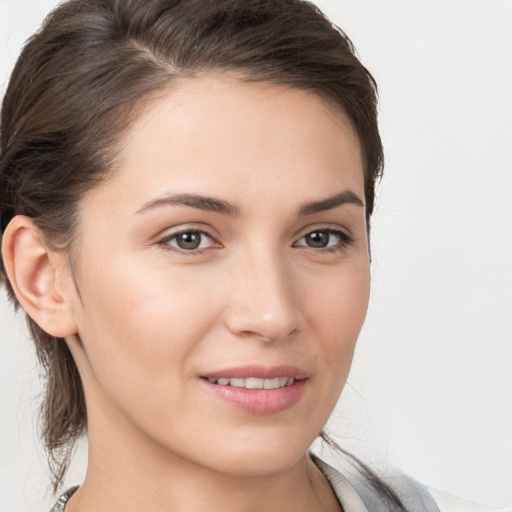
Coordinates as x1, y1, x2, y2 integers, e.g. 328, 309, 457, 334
237, 326, 298, 343
223, 268, 300, 341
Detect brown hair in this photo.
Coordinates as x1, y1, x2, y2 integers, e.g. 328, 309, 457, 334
0, 0, 386, 499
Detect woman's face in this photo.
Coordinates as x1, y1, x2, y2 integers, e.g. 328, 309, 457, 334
66, 76, 370, 476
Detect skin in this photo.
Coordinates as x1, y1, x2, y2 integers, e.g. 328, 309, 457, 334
4, 76, 370, 512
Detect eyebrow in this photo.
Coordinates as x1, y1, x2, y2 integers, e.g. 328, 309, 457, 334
136, 189, 364, 217
136, 193, 240, 216
298, 190, 365, 216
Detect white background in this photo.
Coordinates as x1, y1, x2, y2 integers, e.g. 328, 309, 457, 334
1, 1, 511, 510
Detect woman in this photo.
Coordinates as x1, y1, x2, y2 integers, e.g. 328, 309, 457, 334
0, 1, 508, 511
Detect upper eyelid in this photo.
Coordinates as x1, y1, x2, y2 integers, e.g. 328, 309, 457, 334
155, 224, 219, 241
153, 223, 353, 246
156, 228, 221, 256
293, 226, 354, 249
163, 229, 213, 241
294, 224, 352, 239
155, 228, 220, 252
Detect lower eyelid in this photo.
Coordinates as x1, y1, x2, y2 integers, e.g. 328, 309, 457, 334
156, 227, 353, 252
158, 229, 219, 250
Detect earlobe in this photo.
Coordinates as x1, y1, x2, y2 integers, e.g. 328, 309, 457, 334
2, 215, 78, 338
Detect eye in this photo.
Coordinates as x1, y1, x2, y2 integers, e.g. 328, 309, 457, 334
295, 228, 352, 250
160, 229, 218, 253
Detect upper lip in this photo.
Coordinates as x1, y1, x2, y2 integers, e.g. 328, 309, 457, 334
201, 365, 307, 380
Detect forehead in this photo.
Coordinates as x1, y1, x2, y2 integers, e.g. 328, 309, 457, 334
87, 76, 365, 213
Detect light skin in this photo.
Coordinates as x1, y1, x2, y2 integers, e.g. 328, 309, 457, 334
3, 76, 370, 512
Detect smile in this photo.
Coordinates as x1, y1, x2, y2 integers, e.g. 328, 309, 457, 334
206, 377, 295, 389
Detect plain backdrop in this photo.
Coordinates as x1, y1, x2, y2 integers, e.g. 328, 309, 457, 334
1, 1, 511, 511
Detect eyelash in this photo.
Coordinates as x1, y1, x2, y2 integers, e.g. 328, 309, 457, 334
294, 228, 354, 252
157, 226, 354, 256
157, 228, 218, 256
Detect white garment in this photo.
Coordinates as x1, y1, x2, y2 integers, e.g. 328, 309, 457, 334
314, 455, 510, 512
429, 489, 511, 512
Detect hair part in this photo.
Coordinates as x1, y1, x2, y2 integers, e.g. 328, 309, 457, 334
0, 0, 384, 496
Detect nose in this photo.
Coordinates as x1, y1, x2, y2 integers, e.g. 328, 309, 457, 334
223, 248, 300, 343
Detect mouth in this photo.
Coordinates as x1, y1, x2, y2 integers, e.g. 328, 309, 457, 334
204, 376, 296, 389
200, 366, 307, 414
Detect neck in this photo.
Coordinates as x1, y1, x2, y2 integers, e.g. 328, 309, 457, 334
66, 395, 340, 512
71, 455, 333, 512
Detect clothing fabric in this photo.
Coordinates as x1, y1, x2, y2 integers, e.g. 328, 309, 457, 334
312, 455, 440, 512
313, 455, 509, 512
49, 456, 508, 512
49, 486, 79, 512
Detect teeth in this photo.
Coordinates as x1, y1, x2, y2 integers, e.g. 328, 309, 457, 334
264, 377, 281, 389
229, 378, 245, 387
245, 377, 264, 389
207, 377, 296, 389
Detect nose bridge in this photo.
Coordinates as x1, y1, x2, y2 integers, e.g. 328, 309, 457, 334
226, 241, 299, 342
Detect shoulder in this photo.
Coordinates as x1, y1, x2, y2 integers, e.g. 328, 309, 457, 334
428, 488, 511, 512
312, 453, 509, 512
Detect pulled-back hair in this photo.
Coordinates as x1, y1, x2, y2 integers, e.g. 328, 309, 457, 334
0, 0, 388, 501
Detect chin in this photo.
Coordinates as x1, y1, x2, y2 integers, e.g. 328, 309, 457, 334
209, 451, 307, 478
188, 427, 316, 478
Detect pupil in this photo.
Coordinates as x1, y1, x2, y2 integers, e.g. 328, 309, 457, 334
306, 231, 329, 248
177, 232, 201, 250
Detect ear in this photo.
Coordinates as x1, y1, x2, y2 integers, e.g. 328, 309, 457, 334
2, 215, 78, 337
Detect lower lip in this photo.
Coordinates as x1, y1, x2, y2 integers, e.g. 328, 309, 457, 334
201, 379, 306, 415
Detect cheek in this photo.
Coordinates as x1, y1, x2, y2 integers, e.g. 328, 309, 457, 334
308, 260, 370, 337
72, 257, 222, 409
71, 291, 200, 434
305, 262, 370, 385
